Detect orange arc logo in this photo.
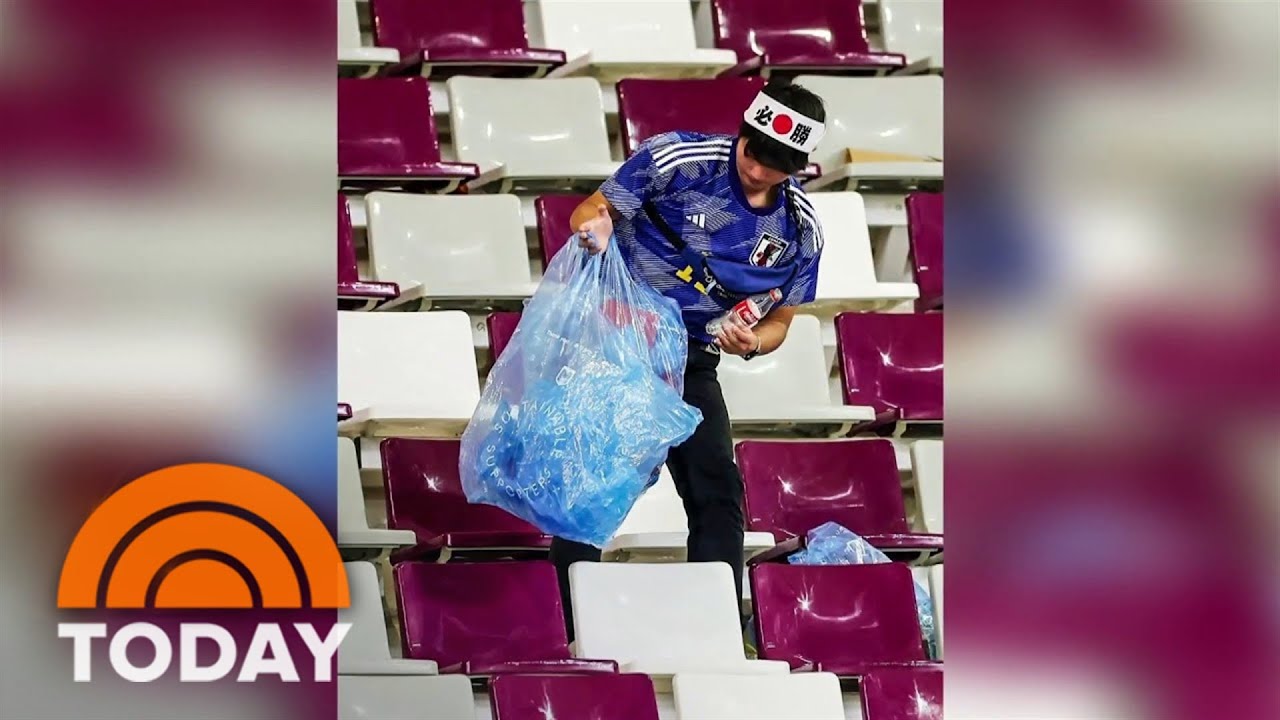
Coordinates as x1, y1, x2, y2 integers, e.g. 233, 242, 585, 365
57, 464, 349, 610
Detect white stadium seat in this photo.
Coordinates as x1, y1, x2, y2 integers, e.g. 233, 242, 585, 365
718, 314, 875, 428
797, 75, 944, 192
808, 192, 919, 309
338, 440, 416, 559
337, 675, 473, 720
537, 0, 738, 81
338, 311, 480, 437
910, 439, 944, 534
570, 562, 790, 677
447, 77, 619, 193
604, 466, 776, 562
880, 0, 944, 74
672, 673, 846, 720
338, 0, 399, 77
364, 192, 536, 304
338, 562, 439, 675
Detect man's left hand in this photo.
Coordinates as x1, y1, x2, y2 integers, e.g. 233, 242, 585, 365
714, 322, 761, 356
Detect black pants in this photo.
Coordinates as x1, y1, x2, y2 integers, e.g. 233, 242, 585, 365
550, 342, 745, 638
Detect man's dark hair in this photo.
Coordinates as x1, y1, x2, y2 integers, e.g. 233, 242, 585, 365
739, 81, 826, 175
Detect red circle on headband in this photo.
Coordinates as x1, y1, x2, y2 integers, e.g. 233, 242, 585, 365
772, 114, 794, 135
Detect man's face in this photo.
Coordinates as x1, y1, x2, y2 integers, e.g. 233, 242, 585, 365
736, 137, 791, 193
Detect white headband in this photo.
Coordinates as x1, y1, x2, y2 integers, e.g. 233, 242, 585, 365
742, 90, 825, 154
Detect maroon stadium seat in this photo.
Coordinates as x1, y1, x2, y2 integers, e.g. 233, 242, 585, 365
835, 312, 943, 427
534, 193, 588, 267
381, 438, 551, 562
906, 192, 943, 312
736, 439, 942, 562
372, 0, 564, 79
616, 77, 763, 157
338, 78, 478, 193
712, 0, 906, 77
860, 667, 944, 720
394, 560, 617, 675
752, 563, 936, 677
486, 312, 522, 365
490, 674, 660, 720
338, 195, 399, 308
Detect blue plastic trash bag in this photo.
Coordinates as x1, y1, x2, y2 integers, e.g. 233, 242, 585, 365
460, 238, 702, 548
789, 521, 940, 659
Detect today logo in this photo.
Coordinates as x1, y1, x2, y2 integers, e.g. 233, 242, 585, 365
56, 464, 351, 682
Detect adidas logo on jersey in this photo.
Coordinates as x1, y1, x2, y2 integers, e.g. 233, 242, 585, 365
685, 213, 706, 229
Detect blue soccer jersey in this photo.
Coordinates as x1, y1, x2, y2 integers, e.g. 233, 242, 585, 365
599, 131, 824, 344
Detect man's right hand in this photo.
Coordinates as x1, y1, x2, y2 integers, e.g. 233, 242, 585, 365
577, 205, 613, 255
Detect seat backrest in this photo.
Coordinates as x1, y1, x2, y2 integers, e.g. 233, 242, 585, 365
860, 667, 944, 720
337, 195, 360, 284
805, 192, 881, 299
448, 77, 611, 169
909, 439, 943, 533
372, 0, 531, 55
719, 314, 832, 416
365, 192, 530, 294
617, 77, 763, 157
338, 676, 475, 720
486, 311, 522, 362
338, 78, 445, 174
338, 439, 373, 535
490, 674, 661, 720
752, 563, 926, 669
380, 438, 544, 541
711, 0, 875, 61
791, 75, 944, 176
613, 466, 683, 535
906, 192, 943, 308
672, 673, 846, 720
338, 561, 394, 665
736, 439, 910, 538
337, 0, 363, 49
534, 194, 587, 266
835, 312, 943, 419
571, 562, 746, 667
395, 561, 570, 667
337, 311, 480, 417
879, 0, 943, 66
536, 0, 701, 60
337, 77, 448, 174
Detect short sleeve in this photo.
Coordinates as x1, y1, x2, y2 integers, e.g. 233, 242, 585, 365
599, 132, 688, 220
781, 186, 824, 306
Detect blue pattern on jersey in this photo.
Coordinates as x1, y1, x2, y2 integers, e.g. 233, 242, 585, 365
600, 131, 824, 343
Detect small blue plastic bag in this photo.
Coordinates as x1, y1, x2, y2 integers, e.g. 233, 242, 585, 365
789, 521, 940, 659
460, 238, 702, 547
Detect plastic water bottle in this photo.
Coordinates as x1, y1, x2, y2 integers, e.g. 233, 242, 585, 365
705, 288, 782, 336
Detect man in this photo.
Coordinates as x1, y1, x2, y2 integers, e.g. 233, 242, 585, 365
555, 82, 827, 630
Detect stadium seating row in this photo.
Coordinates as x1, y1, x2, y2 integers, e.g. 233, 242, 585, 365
335, 5, 943, 717
340, 668, 939, 720
336, 311, 941, 438
337, 560, 943, 718
340, 669, 942, 719
337, 436, 943, 562
338, 0, 942, 81
337, 75, 943, 194
336, 190, 935, 311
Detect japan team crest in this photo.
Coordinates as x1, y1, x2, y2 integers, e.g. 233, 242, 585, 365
750, 232, 788, 268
